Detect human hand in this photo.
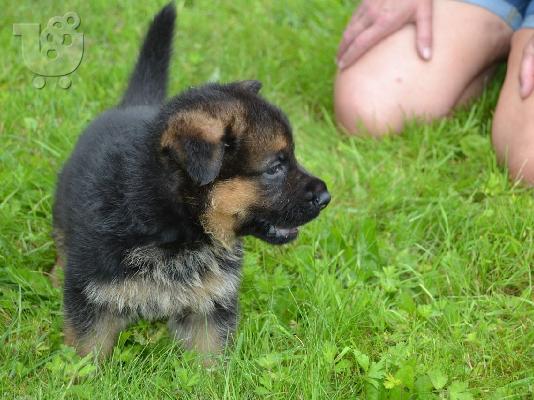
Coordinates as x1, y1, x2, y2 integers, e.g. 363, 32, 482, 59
519, 35, 534, 99
337, 0, 433, 70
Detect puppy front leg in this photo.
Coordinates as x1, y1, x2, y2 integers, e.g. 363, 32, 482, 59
168, 302, 238, 358
64, 287, 127, 359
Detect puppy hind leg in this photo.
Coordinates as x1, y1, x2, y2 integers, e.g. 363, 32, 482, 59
50, 228, 66, 288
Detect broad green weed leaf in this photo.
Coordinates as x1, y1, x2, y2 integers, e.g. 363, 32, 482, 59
384, 373, 402, 389
449, 381, 473, 400
428, 368, 448, 390
353, 349, 370, 372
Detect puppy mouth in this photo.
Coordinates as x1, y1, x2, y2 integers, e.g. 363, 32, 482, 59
266, 224, 299, 244
240, 218, 300, 245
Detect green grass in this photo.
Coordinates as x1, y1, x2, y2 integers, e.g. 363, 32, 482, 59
1, 1, 534, 398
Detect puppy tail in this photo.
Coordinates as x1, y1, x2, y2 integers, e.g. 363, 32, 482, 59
120, 2, 176, 107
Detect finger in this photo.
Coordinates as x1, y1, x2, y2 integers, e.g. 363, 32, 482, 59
338, 22, 397, 69
415, 1, 433, 60
337, 12, 372, 62
337, 14, 369, 60
520, 40, 534, 99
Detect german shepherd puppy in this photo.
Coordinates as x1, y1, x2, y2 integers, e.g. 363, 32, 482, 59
53, 3, 330, 359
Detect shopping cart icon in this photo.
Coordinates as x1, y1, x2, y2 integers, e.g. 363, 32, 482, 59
13, 12, 84, 89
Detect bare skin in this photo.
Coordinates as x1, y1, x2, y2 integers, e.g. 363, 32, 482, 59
334, 0, 512, 136
493, 29, 534, 184
337, 0, 433, 68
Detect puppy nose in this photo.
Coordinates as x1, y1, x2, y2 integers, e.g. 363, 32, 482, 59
305, 180, 331, 210
314, 190, 331, 209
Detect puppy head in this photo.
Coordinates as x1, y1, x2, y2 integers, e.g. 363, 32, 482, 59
160, 81, 330, 245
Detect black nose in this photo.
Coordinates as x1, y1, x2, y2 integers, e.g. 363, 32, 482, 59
314, 190, 331, 209
305, 180, 331, 210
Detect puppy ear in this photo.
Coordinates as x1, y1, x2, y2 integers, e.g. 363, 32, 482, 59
182, 137, 225, 186
233, 80, 262, 94
161, 111, 228, 186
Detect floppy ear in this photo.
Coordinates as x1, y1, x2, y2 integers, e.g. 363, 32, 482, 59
233, 80, 262, 94
181, 136, 225, 186
161, 110, 227, 186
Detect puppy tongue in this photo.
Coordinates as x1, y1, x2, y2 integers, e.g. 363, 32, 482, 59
283, 227, 299, 235
269, 226, 298, 236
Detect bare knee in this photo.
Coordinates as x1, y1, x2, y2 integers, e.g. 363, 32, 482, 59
333, 0, 513, 137
492, 99, 534, 185
334, 66, 455, 137
511, 147, 534, 185
492, 118, 534, 185
492, 29, 534, 186
495, 141, 534, 186
334, 72, 406, 137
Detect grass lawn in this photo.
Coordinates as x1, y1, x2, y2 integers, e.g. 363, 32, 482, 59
2, 0, 534, 398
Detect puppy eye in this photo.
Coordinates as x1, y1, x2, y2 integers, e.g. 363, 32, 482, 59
222, 125, 237, 149
264, 162, 284, 176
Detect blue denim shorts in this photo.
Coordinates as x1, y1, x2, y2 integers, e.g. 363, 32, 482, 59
459, 0, 534, 29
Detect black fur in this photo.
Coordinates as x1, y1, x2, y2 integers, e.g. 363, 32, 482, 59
182, 137, 225, 186
120, 3, 176, 106
53, 3, 329, 358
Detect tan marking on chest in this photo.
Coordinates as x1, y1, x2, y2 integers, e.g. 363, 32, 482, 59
83, 245, 241, 319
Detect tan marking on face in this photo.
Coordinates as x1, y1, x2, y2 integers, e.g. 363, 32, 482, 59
161, 110, 225, 147
201, 178, 259, 246
243, 131, 290, 169
160, 102, 247, 149
269, 134, 288, 153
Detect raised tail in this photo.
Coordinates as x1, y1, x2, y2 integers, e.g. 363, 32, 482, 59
120, 3, 176, 107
